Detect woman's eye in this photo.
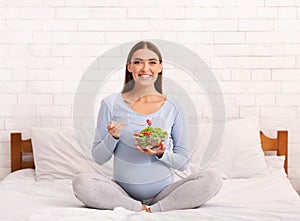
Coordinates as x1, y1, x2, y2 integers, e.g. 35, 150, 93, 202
149, 61, 157, 65
133, 61, 141, 65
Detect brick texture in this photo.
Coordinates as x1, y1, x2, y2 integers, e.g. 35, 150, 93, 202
0, 1, 300, 194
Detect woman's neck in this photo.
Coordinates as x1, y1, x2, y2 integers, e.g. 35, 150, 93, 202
122, 85, 164, 105
128, 86, 159, 98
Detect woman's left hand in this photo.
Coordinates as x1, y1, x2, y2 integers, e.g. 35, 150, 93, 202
135, 143, 166, 158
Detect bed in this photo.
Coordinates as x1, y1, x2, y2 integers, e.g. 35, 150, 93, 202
1, 118, 300, 221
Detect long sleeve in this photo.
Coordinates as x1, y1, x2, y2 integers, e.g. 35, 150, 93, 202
92, 99, 119, 165
93, 94, 190, 200
156, 100, 190, 171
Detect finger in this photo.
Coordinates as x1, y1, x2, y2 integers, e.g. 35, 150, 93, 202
135, 145, 143, 151
115, 122, 124, 132
108, 121, 123, 131
107, 122, 114, 130
108, 126, 115, 133
136, 146, 145, 153
145, 147, 156, 154
160, 143, 166, 150
143, 147, 155, 154
110, 121, 117, 128
156, 149, 165, 155
136, 145, 150, 154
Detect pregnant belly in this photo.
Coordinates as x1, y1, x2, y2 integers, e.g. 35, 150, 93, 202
116, 176, 173, 200
113, 158, 174, 200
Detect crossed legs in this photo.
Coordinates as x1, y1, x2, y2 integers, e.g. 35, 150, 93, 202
72, 170, 223, 212
149, 170, 223, 212
72, 173, 142, 211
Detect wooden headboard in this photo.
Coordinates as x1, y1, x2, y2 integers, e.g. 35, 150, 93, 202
10, 131, 289, 174
260, 130, 288, 174
11, 133, 35, 172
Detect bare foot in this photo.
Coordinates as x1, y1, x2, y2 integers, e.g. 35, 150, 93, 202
141, 204, 151, 213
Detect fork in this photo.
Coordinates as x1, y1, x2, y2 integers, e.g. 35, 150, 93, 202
125, 122, 147, 126
111, 119, 147, 127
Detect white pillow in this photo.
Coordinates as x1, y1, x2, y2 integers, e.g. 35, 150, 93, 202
189, 117, 269, 179
30, 127, 109, 181
264, 155, 287, 177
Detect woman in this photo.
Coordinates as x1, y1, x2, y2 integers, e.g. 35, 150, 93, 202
72, 41, 223, 212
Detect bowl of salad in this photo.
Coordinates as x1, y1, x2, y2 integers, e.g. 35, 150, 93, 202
133, 119, 168, 150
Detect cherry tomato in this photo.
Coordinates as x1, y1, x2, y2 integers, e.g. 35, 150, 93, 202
146, 119, 152, 126
143, 131, 152, 136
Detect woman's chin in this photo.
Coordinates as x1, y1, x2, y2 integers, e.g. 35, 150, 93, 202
136, 79, 155, 86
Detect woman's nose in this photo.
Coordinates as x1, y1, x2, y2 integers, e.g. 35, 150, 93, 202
141, 62, 150, 71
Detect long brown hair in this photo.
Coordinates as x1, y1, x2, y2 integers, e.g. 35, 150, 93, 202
121, 41, 163, 93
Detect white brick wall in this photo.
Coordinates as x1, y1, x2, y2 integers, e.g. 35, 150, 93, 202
0, 1, 300, 194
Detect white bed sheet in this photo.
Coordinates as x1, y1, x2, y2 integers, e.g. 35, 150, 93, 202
0, 169, 300, 221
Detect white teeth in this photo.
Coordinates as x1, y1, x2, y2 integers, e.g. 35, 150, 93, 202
139, 74, 151, 79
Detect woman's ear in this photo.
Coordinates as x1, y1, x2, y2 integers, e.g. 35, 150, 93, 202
127, 63, 132, 73
158, 63, 162, 73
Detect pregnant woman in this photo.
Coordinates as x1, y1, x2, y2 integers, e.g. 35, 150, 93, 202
72, 41, 223, 212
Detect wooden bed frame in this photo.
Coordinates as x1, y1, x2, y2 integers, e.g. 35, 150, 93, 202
10, 131, 289, 174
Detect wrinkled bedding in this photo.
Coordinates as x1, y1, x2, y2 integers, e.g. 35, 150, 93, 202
0, 169, 300, 221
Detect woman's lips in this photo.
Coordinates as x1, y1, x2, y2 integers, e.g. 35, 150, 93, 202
138, 74, 152, 79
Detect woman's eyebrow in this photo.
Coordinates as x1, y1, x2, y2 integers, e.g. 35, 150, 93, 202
132, 58, 158, 61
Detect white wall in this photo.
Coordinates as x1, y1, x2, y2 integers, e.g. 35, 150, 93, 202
1, 0, 300, 192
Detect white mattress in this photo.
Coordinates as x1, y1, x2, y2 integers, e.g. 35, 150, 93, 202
0, 169, 300, 221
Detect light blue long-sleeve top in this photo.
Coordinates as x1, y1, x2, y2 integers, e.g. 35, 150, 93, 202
92, 93, 189, 200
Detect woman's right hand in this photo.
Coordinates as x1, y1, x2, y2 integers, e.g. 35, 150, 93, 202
107, 121, 124, 139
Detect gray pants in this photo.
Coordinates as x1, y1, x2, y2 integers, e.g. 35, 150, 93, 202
72, 170, 223, 212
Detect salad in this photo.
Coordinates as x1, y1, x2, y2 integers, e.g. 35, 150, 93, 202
133, 119, 168, 150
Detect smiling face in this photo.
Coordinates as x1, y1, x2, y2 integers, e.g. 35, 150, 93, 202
127, 48, 162, 87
